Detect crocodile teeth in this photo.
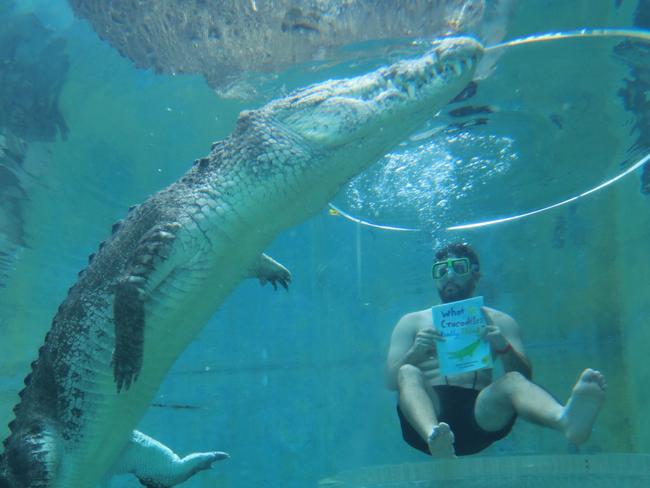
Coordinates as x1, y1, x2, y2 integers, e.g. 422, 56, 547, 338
406, 82, 415, 98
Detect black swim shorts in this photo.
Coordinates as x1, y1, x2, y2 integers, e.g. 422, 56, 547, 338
396, 385, 516, 456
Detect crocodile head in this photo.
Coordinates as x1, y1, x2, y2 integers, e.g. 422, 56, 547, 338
227, 36, 484, 224
266, 37, 483, 149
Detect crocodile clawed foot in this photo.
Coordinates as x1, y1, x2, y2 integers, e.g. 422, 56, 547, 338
193, 451, 230, 472
254, 254, 291, 291
269, 272, 291, 290
111, 351, 141, 393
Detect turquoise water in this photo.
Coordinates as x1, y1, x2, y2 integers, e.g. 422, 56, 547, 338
1, 1, 649, 487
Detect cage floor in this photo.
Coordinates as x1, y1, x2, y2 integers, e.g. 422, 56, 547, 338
319, 454, 650, 488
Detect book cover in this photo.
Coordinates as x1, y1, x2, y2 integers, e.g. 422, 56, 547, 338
432, 296, 493, 375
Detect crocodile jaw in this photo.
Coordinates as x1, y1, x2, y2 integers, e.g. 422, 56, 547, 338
265, 36, 483, 148
241, 36, 484, 225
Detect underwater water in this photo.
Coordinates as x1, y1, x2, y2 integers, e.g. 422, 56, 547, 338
0, 0, 649, 487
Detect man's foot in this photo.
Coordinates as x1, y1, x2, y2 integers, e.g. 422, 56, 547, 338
560, 369, 607, 445
427, 422, 455, 458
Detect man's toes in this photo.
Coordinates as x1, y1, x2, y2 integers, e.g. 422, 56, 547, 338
437, 423, 454, 442
582, 369, 597, 381
427, 422, 455, 457
583, 369, 607, 390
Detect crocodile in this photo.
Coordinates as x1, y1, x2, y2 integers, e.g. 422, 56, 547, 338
448, 338, 483, 361
0, 36, 483, 487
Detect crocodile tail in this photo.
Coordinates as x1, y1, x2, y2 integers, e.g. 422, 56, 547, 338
0, 456, 5, 487
2, 421, 59, 488
0, 453, 10, 488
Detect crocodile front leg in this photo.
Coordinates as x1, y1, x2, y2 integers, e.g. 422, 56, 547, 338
113, 222, 181, 392
247, 253, 291, 290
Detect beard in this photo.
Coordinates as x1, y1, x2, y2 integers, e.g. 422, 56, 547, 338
439, 280, 475, 303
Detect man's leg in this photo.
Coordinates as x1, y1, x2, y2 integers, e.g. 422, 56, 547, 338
397, 365, 455, 457
474, 369, 606, 444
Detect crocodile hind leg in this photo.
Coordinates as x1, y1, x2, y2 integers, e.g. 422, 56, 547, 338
109, 430, 229, 487
1, 421, 61, 488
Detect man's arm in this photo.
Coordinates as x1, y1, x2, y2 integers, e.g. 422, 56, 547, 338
483, 308, 532, 379
385, 313, 436, 390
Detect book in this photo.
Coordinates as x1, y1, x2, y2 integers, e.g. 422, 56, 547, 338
432, 296, 493, 375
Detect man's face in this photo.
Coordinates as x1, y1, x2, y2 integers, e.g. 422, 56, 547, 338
433, 254, 479, 303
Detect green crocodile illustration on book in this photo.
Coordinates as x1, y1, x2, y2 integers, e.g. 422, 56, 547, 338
448, 339, 483, 361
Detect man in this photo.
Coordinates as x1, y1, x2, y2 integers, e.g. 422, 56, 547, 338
385, 242, 606, 457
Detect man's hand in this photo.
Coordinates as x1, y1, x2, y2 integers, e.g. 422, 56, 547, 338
480, 307, 508, 351
408, 328, 444, 363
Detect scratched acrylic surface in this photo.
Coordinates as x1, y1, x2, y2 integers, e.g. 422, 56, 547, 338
0, 1, 649, 487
